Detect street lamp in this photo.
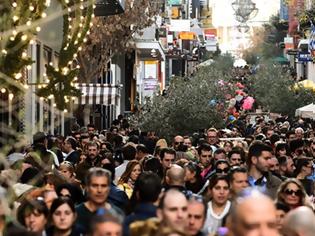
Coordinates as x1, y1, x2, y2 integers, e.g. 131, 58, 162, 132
232, 0, 258, 23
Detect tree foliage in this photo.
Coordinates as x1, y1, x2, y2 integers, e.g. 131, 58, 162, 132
242, 15, 287, 64
131, 55, 235, 141
249, 62, 315, 117
78, 0, 162, 82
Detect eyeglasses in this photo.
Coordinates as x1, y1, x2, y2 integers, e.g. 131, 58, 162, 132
175, 142, 184, 145
216, 167, 230, 173
284, 189, 303, 197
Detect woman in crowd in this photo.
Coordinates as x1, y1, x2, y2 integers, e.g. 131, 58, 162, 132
276, 178, 310, 210
117, 160, 142, 198
58, 161, 81, 188
56, 183, 85, 205
294, 158, 314, 196
17, 198, 49, 235
184, 162, 204, 193
203, 174, 231, 235
47, 197, 83, 236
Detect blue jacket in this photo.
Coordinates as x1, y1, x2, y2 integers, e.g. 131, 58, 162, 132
108, 182, 129, 212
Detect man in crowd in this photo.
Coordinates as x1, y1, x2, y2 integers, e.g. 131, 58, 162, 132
75, 141, 102, 182
278, 155, 295, 178
198, 143, 213, 179
229, 189, 279, 236
76, 168, 121, 233
135, 144, 150, 162
173, 135, 184, 151
228, 148, 244, 166
115, 143, 137, 182
157, 189, 188, 233
247, 141, 282, 198
63, 136, 80, 165
228, 166, 248, 199
206, 128, 219, 148
187, 194, 207, 236
160, 148, 176, 170
282, 206, 315, 236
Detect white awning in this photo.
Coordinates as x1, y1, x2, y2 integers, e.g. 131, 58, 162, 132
74, 83, 121, 105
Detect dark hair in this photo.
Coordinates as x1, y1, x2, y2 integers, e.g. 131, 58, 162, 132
56, 183, 85, 204
247, 141, 273, 167
160, 148, 176, 161
228, 147, 245, 163
89, 212, 122, 235
294, 157, 312, 176
289, 139, 304, 153
197, 143, 212, 155
208, 174, 230, 190
50, 197, 76, 220
136, 144, 149, 154
214, 159, 230, 169
275, 143, 289, 157
214, 148, 226, 156
87, 124, 95, 129
143, 157, 164, 180
17, 199, 49, 226
86, 141, 99, 150
185, 162, 201, 177
128, 135, 139, 144
122, 144, 137, 161
65, 137, 77, 149
85, 168, 111, 186
278, 155, 291, 166
133, 172, 162, 203
275, 202, 290, 213
228, 166, 248, 183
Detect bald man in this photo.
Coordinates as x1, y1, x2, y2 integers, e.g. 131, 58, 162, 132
164, 164, 192, 198
157, 189, 188, 233
229, 189, 279, 236
282, 206, 315, 236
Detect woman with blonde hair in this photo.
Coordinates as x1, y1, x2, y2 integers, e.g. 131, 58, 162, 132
275, 178, 311, 211
117, 160, 142, 198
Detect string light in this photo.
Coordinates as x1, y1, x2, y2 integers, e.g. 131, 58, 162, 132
40, 97, 44, 101
80, 5, 84, 10
53, 103, 56, 107
21, 35, 28, 41
9, 94, 14, 100
24, 84, 29, 89
83, 38, 87, 43
27, 65, 32, 70
29, 5, 35, 11
30, 39, 35, 44
13, 16, 19, 22
64, 109, 68, 113
14, 73, 22, 80
10, 36, 15, 41
12, 2, 17, 7
36, 26, 41, 32
1, 88, 6, 93
41, 12, 47, 18
26, 21, 32, 26
12, 30, 17, 35
22, 52, 27, 58
48, 94, 54, 99
2, 49, 7, 55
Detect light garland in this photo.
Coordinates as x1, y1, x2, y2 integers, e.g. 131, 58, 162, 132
37, 0, 96, 110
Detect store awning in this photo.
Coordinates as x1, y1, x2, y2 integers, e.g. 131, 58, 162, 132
74, 83, 121, 105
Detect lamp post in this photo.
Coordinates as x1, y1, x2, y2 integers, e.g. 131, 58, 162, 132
232, 0, 258, 32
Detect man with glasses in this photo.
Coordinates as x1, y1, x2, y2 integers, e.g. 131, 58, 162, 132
187, 194, 207, 236
206, 128, 219, 147
173, 135, 184, 151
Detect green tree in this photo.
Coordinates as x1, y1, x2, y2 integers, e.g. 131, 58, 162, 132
250, 61, 315, 117
131, 55, 235, 141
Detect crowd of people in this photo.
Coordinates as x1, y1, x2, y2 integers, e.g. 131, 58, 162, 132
1, 115, 315, 236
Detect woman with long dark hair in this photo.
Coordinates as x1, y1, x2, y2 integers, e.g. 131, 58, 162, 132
184, 162, 204, 193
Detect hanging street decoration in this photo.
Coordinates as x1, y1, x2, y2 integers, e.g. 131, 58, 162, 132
0, 0, 48, 94
37, 0, 95, 110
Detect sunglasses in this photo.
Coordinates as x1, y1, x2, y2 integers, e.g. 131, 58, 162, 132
175, 142, 184, 145
216, 167, 230, 173
284, 189, 303, 197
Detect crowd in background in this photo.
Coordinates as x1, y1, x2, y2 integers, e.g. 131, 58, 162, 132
1, 114, 315, 236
